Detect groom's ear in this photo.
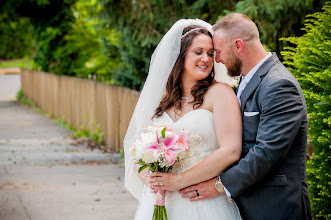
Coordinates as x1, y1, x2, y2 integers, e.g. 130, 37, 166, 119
233, 39, 244, 54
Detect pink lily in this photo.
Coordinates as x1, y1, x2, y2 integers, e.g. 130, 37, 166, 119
175, 131, 189, 150
145, 129, 187, 165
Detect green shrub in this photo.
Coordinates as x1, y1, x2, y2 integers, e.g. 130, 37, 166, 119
281, 3, 331, 219
0, 13, 34, 59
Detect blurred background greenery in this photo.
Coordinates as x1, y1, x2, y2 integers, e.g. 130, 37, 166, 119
0, 0, 326, 89
0, 0, 329, 218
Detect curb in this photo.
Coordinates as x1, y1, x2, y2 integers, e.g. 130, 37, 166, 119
0, 67, 21, 75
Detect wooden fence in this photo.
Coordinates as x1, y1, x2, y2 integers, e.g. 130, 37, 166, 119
20, 69, 140, 152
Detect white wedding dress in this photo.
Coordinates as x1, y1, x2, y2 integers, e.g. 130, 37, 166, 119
134, 109, 242, 220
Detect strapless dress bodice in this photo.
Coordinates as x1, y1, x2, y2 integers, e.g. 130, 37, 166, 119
153, 109, 218, 173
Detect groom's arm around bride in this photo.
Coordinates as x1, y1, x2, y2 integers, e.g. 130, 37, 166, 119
181, 13, 312, 220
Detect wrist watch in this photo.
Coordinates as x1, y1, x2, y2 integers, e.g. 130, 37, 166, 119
215, 176, 224, 193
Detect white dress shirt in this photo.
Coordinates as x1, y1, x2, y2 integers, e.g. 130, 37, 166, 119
236, 52, 272, 105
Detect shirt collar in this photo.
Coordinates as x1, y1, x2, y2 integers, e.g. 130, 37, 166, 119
241, 52, 272, 84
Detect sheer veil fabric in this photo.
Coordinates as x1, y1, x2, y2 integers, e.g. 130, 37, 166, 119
124, 19, 233, 202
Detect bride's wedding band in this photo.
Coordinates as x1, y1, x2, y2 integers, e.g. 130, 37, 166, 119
160, 181, 164, 186
196, 190, 200, 196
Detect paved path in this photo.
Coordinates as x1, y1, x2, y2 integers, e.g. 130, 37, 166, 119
0, 74, 21, 101
0, 74, 138, 220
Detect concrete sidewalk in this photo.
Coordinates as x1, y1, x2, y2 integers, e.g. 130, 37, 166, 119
0, 74, 21, 101
0, 75, 138, 220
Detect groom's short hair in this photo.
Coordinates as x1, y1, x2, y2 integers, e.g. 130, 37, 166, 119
213, 13, 260, 46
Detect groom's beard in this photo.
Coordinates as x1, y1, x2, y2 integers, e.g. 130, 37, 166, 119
227, 50, 242, 77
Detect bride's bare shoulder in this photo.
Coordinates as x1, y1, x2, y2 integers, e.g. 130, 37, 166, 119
203, 82, 236, 111
207, 82, 234, 97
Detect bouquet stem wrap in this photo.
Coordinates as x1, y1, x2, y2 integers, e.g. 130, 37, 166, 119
153, 191, 167, 219
155, 191, 165, 206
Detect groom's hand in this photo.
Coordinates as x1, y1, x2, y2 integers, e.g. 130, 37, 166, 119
179, 178, 220, 202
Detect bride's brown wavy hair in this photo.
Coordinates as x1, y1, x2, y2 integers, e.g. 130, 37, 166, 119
153, 25, 215, 119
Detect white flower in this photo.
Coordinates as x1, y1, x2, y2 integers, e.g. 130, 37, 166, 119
232, 78, 239, 87
157, 151, 171, 168
142, 152, 155, 163
135, 132, 157, 159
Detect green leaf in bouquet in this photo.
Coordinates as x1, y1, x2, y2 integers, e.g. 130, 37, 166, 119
137, 159, 148, 166
148, 164, 154, 172
161, 127, 166, 138
138, 165, 148, 174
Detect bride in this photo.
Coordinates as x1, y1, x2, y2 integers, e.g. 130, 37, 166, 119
124, 19, 242, 219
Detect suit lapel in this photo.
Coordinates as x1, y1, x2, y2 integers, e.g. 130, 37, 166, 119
240, 53, 279, 113
240, 74, 261, 113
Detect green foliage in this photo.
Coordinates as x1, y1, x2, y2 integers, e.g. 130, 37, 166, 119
53, 0, 121, 81
136, 159, 171, 174
55, 119, 75, 132
99, 0, 323, 90
72, 125, 104, 145
2, 0, 323, 90
281, 3, 331, 218
16, 89, 23, 101
0, 13, 34, 59
1, 0, 78, 73
1, 0, 121, 80
31, 0, 78, 74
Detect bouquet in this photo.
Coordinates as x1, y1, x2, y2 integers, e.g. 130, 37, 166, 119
129, 125, 189, 220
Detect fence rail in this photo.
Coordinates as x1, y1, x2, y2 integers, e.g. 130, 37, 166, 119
20, 69, 140, 152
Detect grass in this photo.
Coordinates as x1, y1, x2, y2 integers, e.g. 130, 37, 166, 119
16, 89, 48, 115
55, 119, 75, 132
0, 59, 33, 69
71, 125, 104, 145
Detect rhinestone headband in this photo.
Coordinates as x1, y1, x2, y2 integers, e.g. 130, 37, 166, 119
180, 28, 202, 40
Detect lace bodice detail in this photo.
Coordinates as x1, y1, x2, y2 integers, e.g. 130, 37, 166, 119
153, 109, 219, 174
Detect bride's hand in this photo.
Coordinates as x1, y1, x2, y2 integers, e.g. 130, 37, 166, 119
148, 174, 166, 195
148, 172, 181, 191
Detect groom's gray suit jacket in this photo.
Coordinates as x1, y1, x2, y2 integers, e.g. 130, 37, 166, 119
221, 53, 311, 220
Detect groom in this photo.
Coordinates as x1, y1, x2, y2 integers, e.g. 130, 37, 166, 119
180, 13, 312, 219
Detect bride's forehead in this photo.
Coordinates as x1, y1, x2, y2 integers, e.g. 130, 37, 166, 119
190, 34, 213, 47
